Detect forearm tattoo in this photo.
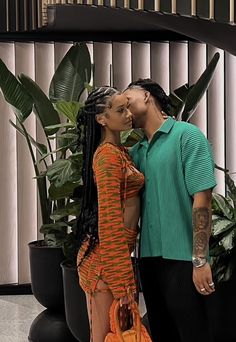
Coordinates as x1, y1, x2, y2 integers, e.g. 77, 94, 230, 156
193, 207, 211, 257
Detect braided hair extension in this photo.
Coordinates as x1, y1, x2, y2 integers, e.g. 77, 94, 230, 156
76, 87, 119, 265
126, 78, 173, 115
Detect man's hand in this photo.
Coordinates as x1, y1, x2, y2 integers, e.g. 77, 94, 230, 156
193, 262, 215, 295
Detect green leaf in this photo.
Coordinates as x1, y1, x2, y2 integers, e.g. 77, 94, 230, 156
62, 231, 77, 263
212, 217, 235, 236
47, 158, 81, 188
9, 119, 47, 155
50, 201, 81, 220
55, 101, 81, 125
49, 181, 81, 200
181, 52, 220, 122
121, 129, 143, 147
37, 144, 73, 163
44, 233, 67, 247
40, 222, 68, 234
45, 122, 75, 133
212, 193, 234, 220
57, 133, 78, 139
49, 43, 91, 102
19, 74, 61, 135
173, 84, 190, 101
0, 60, 33, 121
225, 173, 236, 211
57, 130, 78, 150
170, 84, 192, 119
219, 230, 235, 251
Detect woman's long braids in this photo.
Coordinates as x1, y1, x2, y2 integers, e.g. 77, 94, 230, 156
76, 87, 119, 265
127, 78, 173, 115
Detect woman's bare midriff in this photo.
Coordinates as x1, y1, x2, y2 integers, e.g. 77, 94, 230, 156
123, 196, 140, 230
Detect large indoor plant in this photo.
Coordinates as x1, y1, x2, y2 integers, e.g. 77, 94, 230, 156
0, 42, 92, 341
208, 169, 236, 342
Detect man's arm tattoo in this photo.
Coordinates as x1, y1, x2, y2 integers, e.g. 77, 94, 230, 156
192, 207, 211, 257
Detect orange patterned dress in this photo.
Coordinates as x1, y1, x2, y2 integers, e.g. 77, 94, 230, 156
77, 142, 144, 299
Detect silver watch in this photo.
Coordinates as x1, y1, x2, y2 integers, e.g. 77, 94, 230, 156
192, 256, 207, 268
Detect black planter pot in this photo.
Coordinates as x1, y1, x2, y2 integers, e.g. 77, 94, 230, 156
28, 240, 65, 312
28, 309, 78, 342
61, 260, 90, 342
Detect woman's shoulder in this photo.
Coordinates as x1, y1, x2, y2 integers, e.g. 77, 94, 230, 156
93, 142, 124, 166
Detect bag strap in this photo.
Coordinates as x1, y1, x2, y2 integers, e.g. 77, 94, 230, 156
111, 299, 142, 342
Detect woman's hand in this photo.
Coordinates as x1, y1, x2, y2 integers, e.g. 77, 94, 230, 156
119, 292, 134, 307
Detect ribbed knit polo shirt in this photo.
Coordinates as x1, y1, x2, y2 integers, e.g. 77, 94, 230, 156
130, 117, 217, 261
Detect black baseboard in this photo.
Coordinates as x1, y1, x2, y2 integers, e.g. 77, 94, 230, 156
0, 283, 32, 295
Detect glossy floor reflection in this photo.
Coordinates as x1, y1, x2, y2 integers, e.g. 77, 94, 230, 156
0, 295, 44, 342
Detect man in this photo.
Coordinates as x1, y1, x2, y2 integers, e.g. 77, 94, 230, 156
123, 78, 217, 342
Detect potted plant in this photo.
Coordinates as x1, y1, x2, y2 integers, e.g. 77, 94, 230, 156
0, 42, 91, 341
208, 169, 236, 342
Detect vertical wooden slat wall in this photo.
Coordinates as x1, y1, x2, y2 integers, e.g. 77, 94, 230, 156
0, 39, 234, 284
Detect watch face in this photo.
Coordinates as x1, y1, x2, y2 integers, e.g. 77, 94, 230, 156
192, 257, 206, 267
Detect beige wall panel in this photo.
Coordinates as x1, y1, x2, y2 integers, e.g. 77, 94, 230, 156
0, 43, 18, 284
151, 42, 170, 94
15, 43, 37, 284
207, 46, 225, 195
131, 42, 150, 81
112, 42, 132, 91
188, 42, 207, 136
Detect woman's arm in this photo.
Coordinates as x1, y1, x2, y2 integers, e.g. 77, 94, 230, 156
93, 145, 136, 299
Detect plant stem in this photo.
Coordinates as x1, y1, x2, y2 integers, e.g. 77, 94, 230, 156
16, 116, 51, 224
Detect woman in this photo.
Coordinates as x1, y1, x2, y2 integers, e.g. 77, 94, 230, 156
76, 86, 145, 342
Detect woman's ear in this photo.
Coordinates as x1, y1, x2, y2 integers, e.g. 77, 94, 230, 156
96, 113, 106, 127
144, 91, 150, 104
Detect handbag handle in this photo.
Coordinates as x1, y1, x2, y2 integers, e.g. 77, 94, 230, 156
113, 299, 142, 342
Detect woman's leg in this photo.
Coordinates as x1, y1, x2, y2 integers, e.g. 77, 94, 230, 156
86, 279, 114, 342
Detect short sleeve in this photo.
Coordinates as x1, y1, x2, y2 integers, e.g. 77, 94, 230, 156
181, 124, 217, 196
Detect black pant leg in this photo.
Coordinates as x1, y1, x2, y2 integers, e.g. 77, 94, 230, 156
163, 259, 214, 342
139, 257, 181, 342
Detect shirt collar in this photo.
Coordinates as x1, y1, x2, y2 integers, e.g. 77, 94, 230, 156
139, 117, 175, 147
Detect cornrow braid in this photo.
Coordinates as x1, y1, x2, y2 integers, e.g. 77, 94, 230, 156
126, 78, 173, 116
76, 86, 119, 265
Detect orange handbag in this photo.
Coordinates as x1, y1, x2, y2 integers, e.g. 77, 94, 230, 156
105, 299, 152, 342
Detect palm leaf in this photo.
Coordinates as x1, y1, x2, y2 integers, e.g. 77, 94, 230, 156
9, 119, 47, 155
49, 43, 91, 102
19, 74, 61, 135
0, 60, 33, 121
181, 52, 220, 121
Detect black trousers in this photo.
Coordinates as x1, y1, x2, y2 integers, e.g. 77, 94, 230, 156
139, 257, 216, 342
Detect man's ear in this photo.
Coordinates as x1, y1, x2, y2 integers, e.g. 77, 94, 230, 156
144, 91, 150, 104
96, 113, 106, 127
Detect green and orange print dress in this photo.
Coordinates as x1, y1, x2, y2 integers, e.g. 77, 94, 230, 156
77, 142, 144, 299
